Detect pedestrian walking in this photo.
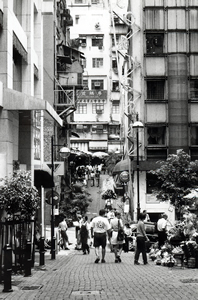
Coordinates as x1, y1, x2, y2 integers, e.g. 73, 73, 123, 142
74, 211, 83, 250
80, 216, 90, 255
90, 209, 111, 263
123, 223, 133, 253
58, 217, 70, 250
157, 213, 168, 248
134, 213, 149, 265
110, 211, 124, 262
90, 170, 95, 186
142, 210, 150, 222
95, 169, 100, 187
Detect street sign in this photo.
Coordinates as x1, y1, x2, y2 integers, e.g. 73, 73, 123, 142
119, 171, 129, 183
45, 190, 59, 205
43, 162, 64, 176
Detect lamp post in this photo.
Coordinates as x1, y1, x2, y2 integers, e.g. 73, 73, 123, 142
51, 136, 70, 259
132, 121, 144, 220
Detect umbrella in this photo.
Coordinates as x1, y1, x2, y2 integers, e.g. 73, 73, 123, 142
112, 159, 129, 175
92, 151, 109, 158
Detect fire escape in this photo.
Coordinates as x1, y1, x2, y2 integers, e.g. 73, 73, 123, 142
54, 2, 84, 124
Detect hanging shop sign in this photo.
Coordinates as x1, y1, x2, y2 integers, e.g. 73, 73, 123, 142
119, 171, 129, 183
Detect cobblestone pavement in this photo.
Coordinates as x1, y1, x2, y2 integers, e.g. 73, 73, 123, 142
0, 236, 198, 300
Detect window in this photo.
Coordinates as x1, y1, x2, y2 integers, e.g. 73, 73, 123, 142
92, 103, 104, 114
83, 79, 88, 90
92, 58, 103, 68
146, 33, 164, 54
112, 81, 119, 91
191, 126, 198, 145
147, 80, 164, 100
109, 125, 120, 135
80, 37, 87, 47
92, 37, 103, 47
91, 80, 103, 90
76, 103, 87, 114
77, 73, 82, 85
112, 58, 117, 69
147, 126, 166, 145
112, 103, 119, 114
190, 79, 198, 100
146, 172, 159, 194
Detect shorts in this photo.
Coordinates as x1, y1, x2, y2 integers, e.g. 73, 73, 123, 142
93, 232, 107, 248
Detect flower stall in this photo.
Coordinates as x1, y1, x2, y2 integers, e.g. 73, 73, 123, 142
149, 211, 198, 268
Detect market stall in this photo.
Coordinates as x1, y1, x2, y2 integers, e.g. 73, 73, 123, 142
149, 211, 198, 268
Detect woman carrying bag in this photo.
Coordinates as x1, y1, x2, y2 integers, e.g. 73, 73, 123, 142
110, 211, 124, 263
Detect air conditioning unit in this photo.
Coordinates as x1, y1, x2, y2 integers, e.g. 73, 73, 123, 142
96, 109, 103, 114
94, 82, 100, 87
81, 43, 86, 47
98, 45, 103, 50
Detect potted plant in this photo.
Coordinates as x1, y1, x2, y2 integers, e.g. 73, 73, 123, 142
0, 170, 40, 220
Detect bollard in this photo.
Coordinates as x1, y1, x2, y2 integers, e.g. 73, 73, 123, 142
24, 239, 32, 277
39, 237, 45, 266
3, 244, 13, 293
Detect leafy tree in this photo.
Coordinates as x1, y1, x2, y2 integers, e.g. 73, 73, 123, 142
149, 149, 198, 216
0, 170, 40, 219
59, 186, 92, 221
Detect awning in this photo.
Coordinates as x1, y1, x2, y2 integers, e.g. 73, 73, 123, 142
71, 131, 80, 138
62, 45, 84, 60
13, 32, 28, 63
34, 170, 54, 188
57, 54, 72, 64
3, 87, 63, 126
112, 159, 129, 175
89, 141, 107, 150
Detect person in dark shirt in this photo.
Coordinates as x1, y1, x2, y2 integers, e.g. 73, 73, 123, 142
134, 213, 149, 265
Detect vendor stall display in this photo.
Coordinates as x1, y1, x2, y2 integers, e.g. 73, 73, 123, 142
148, 211, 198, 268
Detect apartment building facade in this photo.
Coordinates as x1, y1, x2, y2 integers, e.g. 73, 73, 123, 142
126, 0, 198, 222
67, 0, 128, 154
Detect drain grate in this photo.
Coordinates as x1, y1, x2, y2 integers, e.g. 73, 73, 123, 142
71, 291, 100, 296
21, 285, 43, 290
180, 278, 198, 283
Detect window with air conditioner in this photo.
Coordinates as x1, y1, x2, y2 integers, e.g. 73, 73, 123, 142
91, 80, 103, 89
80, 37, 87, 47
146, 33, 164, 54
92, 103, 104, 114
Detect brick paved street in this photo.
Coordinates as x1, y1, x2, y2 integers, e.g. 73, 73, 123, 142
0, 233, 198, 300
0, 175, 197, 300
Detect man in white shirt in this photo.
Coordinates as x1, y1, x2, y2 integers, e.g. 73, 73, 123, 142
157, 213, 168, 248
58, 217, 70, 250
91, 209, 111, 263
